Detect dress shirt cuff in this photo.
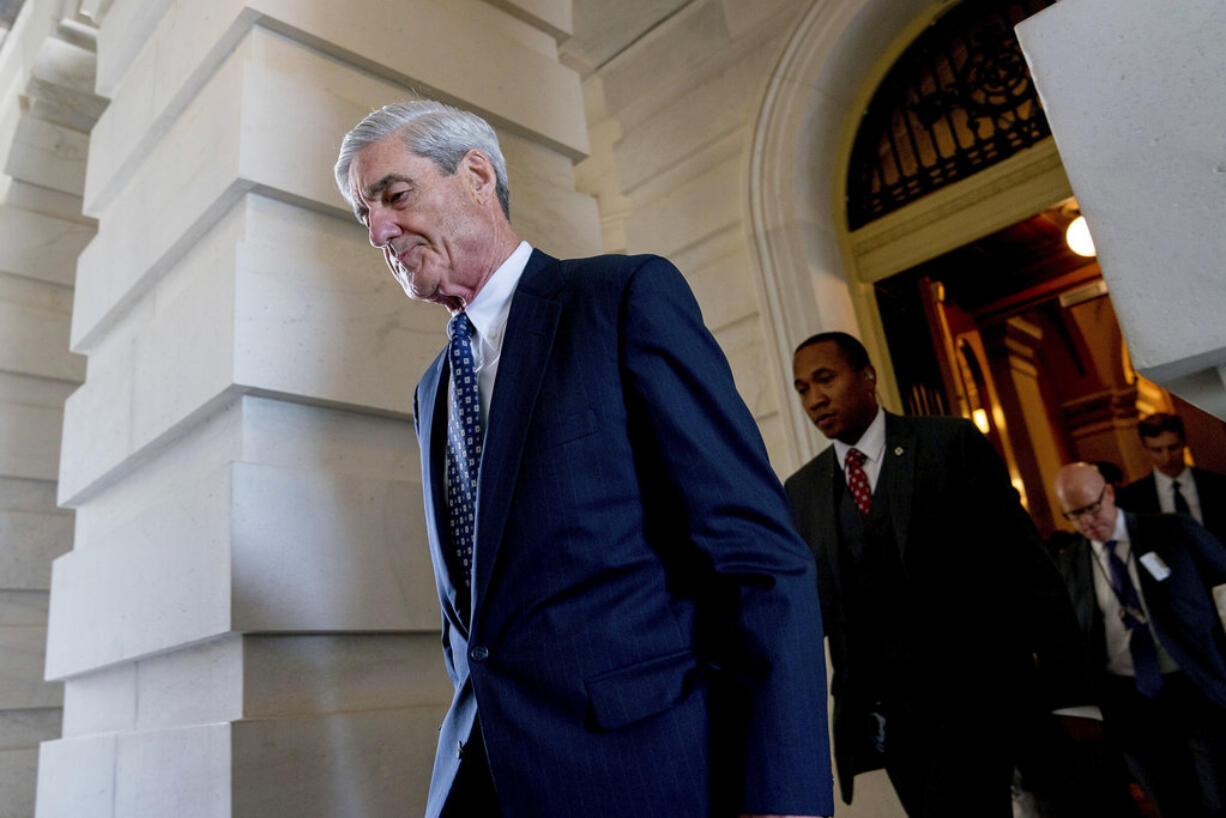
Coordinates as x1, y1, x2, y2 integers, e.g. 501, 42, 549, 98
1052, 705, 1103, 721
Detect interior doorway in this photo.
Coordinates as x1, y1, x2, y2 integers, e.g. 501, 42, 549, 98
873, 198, 1226, 536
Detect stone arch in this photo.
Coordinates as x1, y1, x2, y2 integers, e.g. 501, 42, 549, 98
746, 0, 942, 463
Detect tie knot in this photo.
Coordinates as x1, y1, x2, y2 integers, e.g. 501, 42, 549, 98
1103, 538, 1118, 555
846, 448, 866, 467
448, 312, 474, 342
1172, 480, 1181, 490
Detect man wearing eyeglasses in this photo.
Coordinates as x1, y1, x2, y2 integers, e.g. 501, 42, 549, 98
1053, 462, 1226, 818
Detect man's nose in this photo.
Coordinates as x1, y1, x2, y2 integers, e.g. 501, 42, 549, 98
368, 210, 400, 248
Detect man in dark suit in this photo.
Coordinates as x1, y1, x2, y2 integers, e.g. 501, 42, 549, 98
334, 100, 833, 818
1117, 412, 1226, 543
1053, 462, 1226, 817
783, 332, 1088, 817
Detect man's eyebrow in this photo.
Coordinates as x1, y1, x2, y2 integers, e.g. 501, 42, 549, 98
361, 173, 412, 201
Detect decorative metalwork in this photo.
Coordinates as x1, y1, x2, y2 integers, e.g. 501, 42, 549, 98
847, 0, 1057, 230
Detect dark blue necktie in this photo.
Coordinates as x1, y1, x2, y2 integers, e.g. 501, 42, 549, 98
445, 313, 482, 592
1103, 540, 1163, 698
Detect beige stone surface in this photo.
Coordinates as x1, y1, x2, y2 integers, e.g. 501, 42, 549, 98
1018, 0, 1226, 412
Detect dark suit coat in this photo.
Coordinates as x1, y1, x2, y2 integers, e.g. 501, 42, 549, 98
1117, 467, 1226, 545
412, 251, 834, 818
784, 412, 1088, 803
1053, 511, 1226, 711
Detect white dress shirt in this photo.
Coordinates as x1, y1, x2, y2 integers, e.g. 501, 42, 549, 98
1088, 509, 1179, 677
833, 407, 886, 492
1153, 466, 1204, 525
451, 240, 532, 425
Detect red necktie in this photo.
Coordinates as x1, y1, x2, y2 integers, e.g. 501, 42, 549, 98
845, 447, 872, 515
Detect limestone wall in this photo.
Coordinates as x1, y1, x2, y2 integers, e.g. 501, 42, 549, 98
35, 1, 597, 815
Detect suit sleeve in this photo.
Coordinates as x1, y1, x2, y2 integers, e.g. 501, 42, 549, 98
618, 257, 834, 816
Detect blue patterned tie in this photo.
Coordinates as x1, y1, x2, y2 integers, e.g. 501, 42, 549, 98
445, 313, 482, 592
1103, 540, 1163, 698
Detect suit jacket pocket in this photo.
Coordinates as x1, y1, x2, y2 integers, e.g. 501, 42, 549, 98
546, 407, 599, 448
584, 647, 701, 731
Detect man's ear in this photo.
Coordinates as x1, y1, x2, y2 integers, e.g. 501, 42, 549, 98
459, 149, 497, 204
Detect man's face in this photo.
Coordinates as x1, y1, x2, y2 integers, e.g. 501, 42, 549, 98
792, 341, 878, 444
1142, 430, 1187, 478
1058, 477, 1118, 543
347, 134, 492, 311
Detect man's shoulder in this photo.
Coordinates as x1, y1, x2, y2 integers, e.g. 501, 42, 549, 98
1192, 466, 1226, 492
1117, 473, 1157, 504
888, 412, 977, 444
785, 447, 835, 493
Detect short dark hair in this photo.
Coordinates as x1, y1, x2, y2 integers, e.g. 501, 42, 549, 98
1091, 460, 1124, 487
794, 331, 871, 371
1137, 412, 1185, 442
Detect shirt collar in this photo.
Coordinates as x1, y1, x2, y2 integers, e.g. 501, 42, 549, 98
461, 241, 532, 346
1153, 465, 1191, 490
833, 406, 885, 471
1089, 508, 1129, 554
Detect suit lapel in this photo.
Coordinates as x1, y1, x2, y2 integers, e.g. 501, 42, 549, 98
417, 349, 465, 627
471, 250, 564, 623
882, 412, 916, 559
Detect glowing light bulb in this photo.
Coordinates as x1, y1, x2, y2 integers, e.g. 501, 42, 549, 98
1066, 215, 1096, 257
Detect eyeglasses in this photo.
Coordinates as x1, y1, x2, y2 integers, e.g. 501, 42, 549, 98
1061, 486, 1106, 521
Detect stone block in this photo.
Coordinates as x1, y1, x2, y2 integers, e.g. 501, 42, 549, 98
714, 314, 778, 420
231, 707, 442, 818
50, 454, 437, 678
625, 151, 742, 256
0, 591, 49, 627
4, 116, 88, 196
113, 723, 231, 818
0, 400, 63, 482
242, 633, 453, 719
61, 662, 136, 738
0, 707, 61, 751
0, 507, 73, 589
45, 463, 234, 679
34, 732, 117, 818
0, 747, 37, 818
230, 462, 437, 632
134, 636, 242, 732
88, 0, 585, 215
672, 230, 759, 334
485, 0, 574, 39
0, 625, 62, 709
0, 204, 93, 287
1017, 0, 1226, 382
0, 274, 83, 383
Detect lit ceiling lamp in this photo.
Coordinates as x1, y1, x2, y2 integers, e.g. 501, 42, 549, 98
1066, 214, 1097, 257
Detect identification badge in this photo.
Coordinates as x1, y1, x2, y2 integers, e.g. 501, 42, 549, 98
1139, 551, 1172, 581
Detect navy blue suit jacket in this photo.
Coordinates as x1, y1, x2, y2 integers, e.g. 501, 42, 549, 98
413, 250, 833, 818
1054, 511, 1226, 710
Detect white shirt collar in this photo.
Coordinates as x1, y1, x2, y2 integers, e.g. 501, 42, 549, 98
1089, 508, 1129, 554
833, 406, 886, 471
461, 240, 532, 349
1153, 465, 1191, 491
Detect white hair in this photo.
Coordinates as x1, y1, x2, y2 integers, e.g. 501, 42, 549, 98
334, 100, 510, 219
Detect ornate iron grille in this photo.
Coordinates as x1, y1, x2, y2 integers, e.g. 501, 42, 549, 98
846, 0, 1057, 230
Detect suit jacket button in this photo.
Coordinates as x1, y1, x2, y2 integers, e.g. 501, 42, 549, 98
470, 645, 489, 662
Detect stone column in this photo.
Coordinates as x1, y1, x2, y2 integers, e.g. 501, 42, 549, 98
0, 0, 102, 813
1017, 0, 1226, 419
982, 317, 1068, 534
36, 1, 596, 816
